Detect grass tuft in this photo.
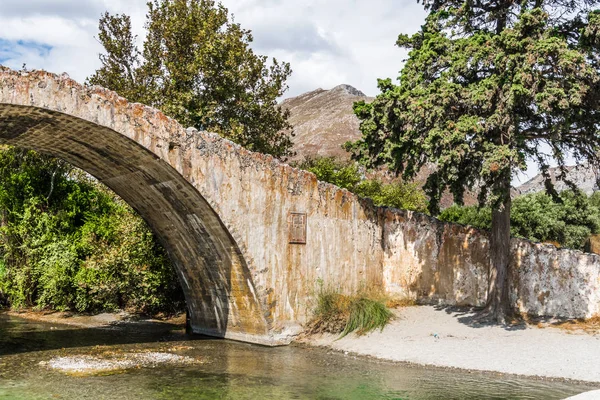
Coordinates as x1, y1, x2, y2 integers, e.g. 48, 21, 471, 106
307, 286, 393, 338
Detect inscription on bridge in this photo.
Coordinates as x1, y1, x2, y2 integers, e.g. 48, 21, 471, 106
288, 212, 307, 244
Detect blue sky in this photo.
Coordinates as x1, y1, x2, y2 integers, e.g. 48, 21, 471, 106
0, 39, 52, 68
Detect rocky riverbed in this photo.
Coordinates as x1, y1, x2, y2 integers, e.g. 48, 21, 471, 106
40, 352, 198, 375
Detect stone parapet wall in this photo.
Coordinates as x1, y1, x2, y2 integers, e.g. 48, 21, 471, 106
380, 209, 600, 319
510, 240, 600, 318
381, 210, 489, 307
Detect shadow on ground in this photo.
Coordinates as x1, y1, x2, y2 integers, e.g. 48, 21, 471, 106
432, 304, 528, 331
0, 312, 216, 357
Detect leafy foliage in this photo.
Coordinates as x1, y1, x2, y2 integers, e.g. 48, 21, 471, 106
297, 156, 428, 212
0, 148, 184, 314
439, 191, 600, 250
353, 180, 428, 213
296, 157, 362, 190
88, 0, 293, 158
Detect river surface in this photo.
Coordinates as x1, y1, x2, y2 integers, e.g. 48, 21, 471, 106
0, 314, 597, 399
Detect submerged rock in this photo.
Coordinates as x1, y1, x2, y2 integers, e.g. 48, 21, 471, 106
40, 352, 198, 375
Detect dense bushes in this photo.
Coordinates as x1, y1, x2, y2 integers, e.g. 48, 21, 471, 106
439, 191, 600, 250
297, 157, 428, 213
0, 147, 184, 314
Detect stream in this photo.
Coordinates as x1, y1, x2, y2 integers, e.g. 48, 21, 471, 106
0, 313, 596, 399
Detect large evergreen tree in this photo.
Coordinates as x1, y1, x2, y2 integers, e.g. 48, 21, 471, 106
348, 0, 600, 322
88, 0, 293, 158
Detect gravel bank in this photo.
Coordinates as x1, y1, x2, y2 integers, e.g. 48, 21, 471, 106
304, 306, 600, 383
5, 310, 185, 330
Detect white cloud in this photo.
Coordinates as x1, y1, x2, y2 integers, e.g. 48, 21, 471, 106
0, 0, 426, 96
0, 0, 105, 19
220, 0, 426, 97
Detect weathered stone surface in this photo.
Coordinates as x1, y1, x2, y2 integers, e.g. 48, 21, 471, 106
585, 234, 600, 255
0, 68, 599, 347
381, 211, 489, 307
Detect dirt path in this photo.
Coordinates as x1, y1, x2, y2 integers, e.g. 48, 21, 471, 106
302, 305, 600, 383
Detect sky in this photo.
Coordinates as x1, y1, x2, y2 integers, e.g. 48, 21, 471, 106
0, 0, 570, 182
0, 0, 427, 98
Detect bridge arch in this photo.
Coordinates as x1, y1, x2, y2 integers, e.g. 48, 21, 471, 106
0, 68, 389, 346
0, 68, 271, 344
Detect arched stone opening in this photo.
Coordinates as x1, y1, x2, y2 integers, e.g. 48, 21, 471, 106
0, 70, 271, 344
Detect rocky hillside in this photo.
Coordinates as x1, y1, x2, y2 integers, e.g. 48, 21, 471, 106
515, 163, 600, 196
281, 84, 470, 207
281, 84, 372, 161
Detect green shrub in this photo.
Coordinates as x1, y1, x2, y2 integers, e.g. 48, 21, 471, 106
438, 190, 600, 250
354, 179, 428, 213
309, 285, 393, 338
296, 156, 362, 190
438, 204, 492, 230
297, 156, 428, 212
0, 147, 185, 315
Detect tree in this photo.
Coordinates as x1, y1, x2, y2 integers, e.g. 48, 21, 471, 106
88, 0, 293, 158
347, 1, 600, 322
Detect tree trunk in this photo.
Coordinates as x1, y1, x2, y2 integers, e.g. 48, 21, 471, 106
484, 181, 512, 323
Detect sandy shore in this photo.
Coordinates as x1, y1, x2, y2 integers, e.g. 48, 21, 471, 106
302, 305, 600, 383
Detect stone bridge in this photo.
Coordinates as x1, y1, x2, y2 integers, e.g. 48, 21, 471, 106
1, 68, 600, 345
0, 68, 386, 345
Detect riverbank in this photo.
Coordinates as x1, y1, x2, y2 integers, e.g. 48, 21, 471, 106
300, 305, 600, 384
7, 306, 600, 385
3, 309, 186, 331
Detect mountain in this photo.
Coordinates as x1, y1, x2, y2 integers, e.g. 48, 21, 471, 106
515, 163, 600, 196
281, 84, 372, 161
281, 85, 471, 207
282, 85, 600, 201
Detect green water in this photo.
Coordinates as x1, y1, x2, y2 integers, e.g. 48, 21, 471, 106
0, 314, 596, 399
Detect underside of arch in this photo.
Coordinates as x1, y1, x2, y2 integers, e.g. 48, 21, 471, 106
0, 103, 273, 344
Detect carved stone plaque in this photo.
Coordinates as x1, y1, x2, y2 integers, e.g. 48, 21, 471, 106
288, 212, 307, 244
